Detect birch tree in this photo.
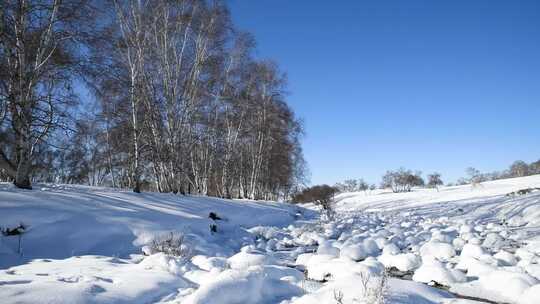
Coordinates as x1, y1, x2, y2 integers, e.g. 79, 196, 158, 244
0, 0, 93, 189
3, 0, 308, 200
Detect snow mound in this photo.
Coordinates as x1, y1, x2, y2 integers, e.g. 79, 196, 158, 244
419, 241, 456, 260
228, 249, 277, 270
522, 284, 540, 304
413, 257, 466, 286
0, 255, 191, 304
378, 253, 421, 272
479, 270, 538, 301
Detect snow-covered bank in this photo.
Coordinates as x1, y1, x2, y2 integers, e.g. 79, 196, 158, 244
1, 175, 540, 303
0, 183, 308, 270
336, 174, 540, 222
329, 175, 540, 304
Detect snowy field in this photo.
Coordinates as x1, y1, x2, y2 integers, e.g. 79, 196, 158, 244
1, 175, 540, 304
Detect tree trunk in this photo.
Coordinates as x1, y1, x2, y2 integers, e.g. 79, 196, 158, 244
14, 157, 32, 189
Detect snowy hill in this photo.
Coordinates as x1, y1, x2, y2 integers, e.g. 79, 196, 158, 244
0, 183, 305, 269
1, 176, 540, 303
336, 174, 540, 226
330, 175, 540, 303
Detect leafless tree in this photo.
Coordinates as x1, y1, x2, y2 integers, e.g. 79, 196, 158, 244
358, 179, 369, 194
530, 160, 540, 175
509, 160, 529, 177
0, 0, 94, 188
292, 184, 337, 219
427, 172, 443, 191
1, 0, 307, 200
465, 167, 485, 187
381, 168, 424, 193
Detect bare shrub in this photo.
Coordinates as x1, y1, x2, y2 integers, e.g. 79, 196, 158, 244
359, 269, 388, 304
292, 184, 338, 220
334, 289, 344, 303
1, 222, 27, 255
466, 167, 486, 188
299, 276, 324, 294
150, 232, 192, 258
381, 168, 424, 193
305, 270, 388, 304
1, 222, 26, 236
427, 173, 443, 191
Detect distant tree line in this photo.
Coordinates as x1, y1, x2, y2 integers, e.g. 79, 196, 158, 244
333, 179, 376, 193
0, 0, 307, 200
452, 159, 540, 186
327, 158, 540, 196
288, 158, 540, 210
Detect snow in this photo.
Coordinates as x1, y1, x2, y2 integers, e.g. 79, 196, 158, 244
340, 243, 368, 261
419, 241, 456, 260
413, 257, 467, 285
494, 250, 518, 266
2, 174, 540, 303
379, 252, 421, 272
0, 183, 303, 269
0, 255, 191, 304
0, 183, 309, 303
191, 255, 228, 272
460, 243, 487, 259
382, 243, 401, 255
478, 270, 538, 300
227, 248, 277, 269
315, 240, 340, 257
522, 284, 540, 304
182, 266, 303, 304
482, 232, 505, 249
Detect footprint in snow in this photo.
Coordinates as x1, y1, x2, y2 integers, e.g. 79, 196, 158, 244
86, 284, 106, 294
57, 275, 114, 284
93, 276, 114, 283
0, 280, 32, 286
57, 276, 81, 283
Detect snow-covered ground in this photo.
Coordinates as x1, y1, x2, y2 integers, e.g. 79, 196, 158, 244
1, 175, 540, 304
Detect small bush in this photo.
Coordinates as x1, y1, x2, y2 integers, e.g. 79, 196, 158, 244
1, 223, 26, 236
359, 269, 388, 304
381, 168, 424, 193
150, 232, 192, 258
325, 270, 388, 304
292, 185, 338, 220
333, 289, 344, 303
1, 222, 27, 255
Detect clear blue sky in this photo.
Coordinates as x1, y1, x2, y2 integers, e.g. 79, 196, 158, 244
228, 0, 540, 186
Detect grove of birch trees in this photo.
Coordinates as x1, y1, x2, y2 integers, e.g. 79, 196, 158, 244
0, 0, 307, 200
